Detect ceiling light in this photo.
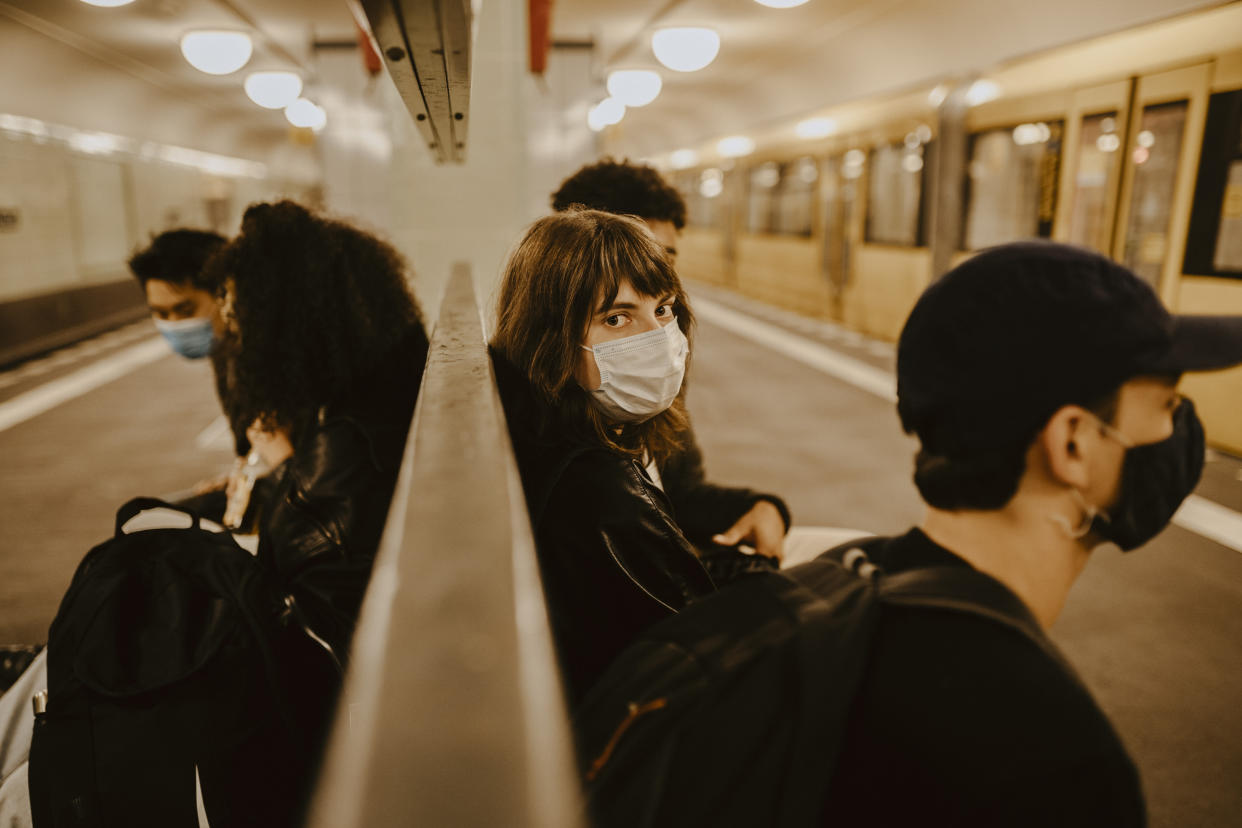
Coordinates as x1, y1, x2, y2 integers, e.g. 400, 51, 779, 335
587, 98, 626, 132
79, 0, 136, 6
652, 28, 720, 73
244, 72, 302, 109
754, 0, 809, 7
285, 98, 327, 131
180, 31, 253, 76
669, 149, 699, 169
717, 135, 755, 158
606, 70, 663, 107
597, 98, 627, 125
796, 117, 836, 139
965, 79, 1001, 106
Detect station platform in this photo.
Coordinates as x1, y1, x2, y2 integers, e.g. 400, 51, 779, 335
1, 286, 1240, 827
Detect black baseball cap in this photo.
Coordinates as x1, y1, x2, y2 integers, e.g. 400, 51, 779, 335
897, 241, 1242, 457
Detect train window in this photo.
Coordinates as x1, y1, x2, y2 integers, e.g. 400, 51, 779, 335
746, 162, 781, 233
1185, 90, 1242, 277
744, 158, 817, 236
1067, 112, 1122, 254
774, 157, 817, 237
1121, 101, 1188, 286
679, 169, 725, 230
865, 141, 925, 246
963, 120, 1063, 250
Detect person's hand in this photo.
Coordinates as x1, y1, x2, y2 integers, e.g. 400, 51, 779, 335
246, 421, 294, 468
712, 500, 786, 562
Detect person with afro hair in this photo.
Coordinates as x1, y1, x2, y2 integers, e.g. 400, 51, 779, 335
551, 157, 687, 258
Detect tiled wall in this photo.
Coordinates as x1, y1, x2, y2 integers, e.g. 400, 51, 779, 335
0, 125, 305, 305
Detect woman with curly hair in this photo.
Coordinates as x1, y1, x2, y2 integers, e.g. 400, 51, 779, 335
209, 200, 428, 663
491, 208, 775, 703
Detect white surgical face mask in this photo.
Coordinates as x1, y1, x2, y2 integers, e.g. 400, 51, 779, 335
581, 322, 689, 423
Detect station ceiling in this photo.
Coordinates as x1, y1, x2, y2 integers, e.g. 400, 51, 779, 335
553, 0, 1234, 158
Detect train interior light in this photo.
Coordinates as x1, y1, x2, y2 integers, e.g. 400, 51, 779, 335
669, 149, 700, 169
180, 31, 253, 76
717, 135, 756, 158
285, 98, 327, 131
753, 0, 810, 7
651, 28, 720, 73
796, 117, 837, 139
244, 72, 303, 110
78, 0, 135, 6
606, 70, 663, 107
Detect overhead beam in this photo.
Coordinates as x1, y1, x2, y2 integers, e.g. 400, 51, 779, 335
358, 0, 473, 164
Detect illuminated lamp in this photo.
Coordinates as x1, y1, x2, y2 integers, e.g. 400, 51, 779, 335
796, 117, 836, 139
244, 72, 302, 109
652, 28, 720, 73
79, 0, 135, 6
754, 0, 809, 7
669, 149, 699, 169
180, 31, 253, 76
587, 98, 626, 132
285, 98, 327, 131
717, 135, 755, 158
965, 79, 1001, 106
607, 70, 663, 107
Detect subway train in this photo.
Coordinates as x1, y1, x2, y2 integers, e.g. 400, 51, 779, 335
2, 1, 1242, 827
653, 3, 1242, 455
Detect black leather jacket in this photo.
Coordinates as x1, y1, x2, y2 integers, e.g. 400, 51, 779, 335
492, 351, 788, 702
258, 327, 429, 660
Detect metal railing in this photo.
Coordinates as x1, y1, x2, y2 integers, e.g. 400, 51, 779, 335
359, 0, 473, 164
306, 263, 582, 826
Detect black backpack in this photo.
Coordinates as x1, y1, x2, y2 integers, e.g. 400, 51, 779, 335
573, 537, 1054, 828
28, 498, 340, 828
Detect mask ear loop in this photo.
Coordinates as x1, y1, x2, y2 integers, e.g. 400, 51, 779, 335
1049, 489, 1103, 540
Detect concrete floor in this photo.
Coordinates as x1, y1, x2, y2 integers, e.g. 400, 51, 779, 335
1, 293, 1240, 826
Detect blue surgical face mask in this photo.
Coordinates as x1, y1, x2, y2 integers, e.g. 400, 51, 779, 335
154, 316, 215, 359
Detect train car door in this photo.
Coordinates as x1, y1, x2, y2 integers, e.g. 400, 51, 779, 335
1111, 63, 1212, 305
1056, 80, 1132, 256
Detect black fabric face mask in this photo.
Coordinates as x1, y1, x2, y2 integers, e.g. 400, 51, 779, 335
1091, 399, 1206, 551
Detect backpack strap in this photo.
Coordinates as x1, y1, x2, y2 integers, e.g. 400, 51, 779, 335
878, 562, 1084, 685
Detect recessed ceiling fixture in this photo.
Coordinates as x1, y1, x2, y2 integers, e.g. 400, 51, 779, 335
652, 28, 720, 73
285, 98, 327, 131
754, 0, 809, 7
587, 98, 627, 132
79, 0, 136, 7
796, 117, 836, 139
669, 149, 699, 169
245, 72, 303, 109
717, 135, 755, 158
607, 70, 663, 107
180, 31, 253, 76
965, 79, 1001, 106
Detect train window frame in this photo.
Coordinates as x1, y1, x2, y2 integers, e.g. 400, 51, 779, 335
961, 119, 1064, 251
863, 139, 930, 248
1184, 89, 1242, 278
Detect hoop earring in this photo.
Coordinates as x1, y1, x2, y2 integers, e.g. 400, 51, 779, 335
1048, 489, 1099, 540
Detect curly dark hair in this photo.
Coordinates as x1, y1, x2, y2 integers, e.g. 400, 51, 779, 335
551, 158, 687, 229
127, 229, 226, 291
208, 201, 425, 439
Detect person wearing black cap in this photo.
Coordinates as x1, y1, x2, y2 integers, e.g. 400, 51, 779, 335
823, 240, 1242, 826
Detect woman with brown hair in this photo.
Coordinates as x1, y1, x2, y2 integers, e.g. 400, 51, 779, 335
491, 208, 781, 703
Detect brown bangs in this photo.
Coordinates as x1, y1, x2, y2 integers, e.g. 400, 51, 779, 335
492, 208, 695, 464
